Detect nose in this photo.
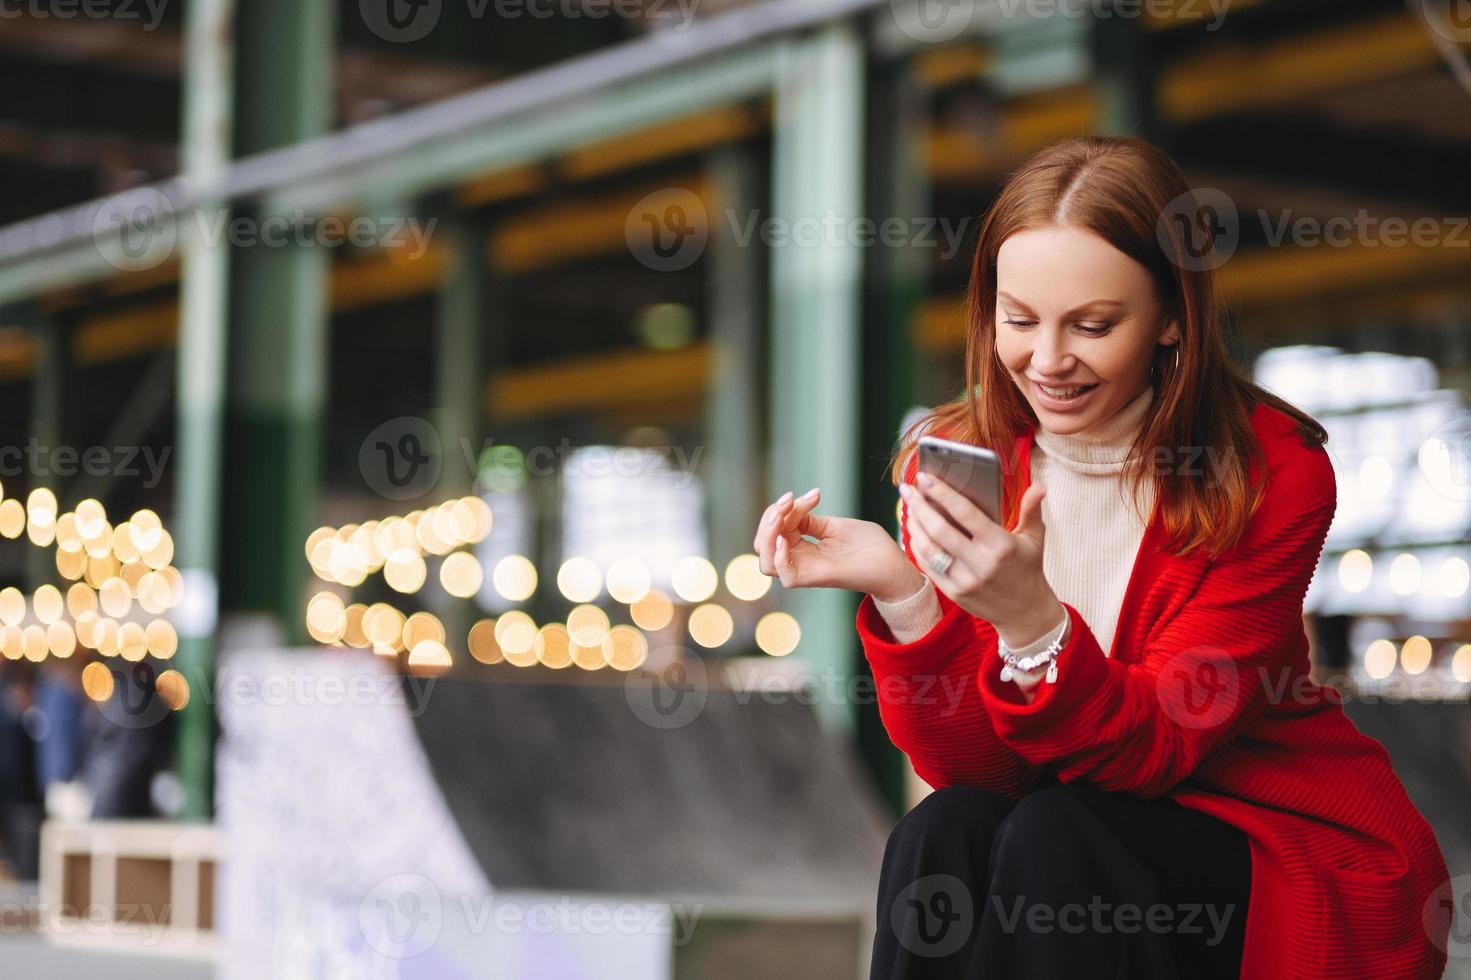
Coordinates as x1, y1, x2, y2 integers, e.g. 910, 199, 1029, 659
1028, 328, 1076, 378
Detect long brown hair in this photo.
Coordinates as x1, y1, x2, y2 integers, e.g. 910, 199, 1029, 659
890, 135, 1326, 560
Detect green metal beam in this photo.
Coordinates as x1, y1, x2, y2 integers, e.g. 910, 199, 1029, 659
766, 24, 866, 732
173, 0, 235, 822
704, 143, 764, 570
220, 0, 335, 642
431, 213, 486, 656
856, 52, 932, 814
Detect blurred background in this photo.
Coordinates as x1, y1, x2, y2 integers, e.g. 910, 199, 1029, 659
0, 0, 1466, 976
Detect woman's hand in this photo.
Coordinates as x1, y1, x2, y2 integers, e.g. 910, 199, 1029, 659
754, 489, 925, 602
900, 473, 1065, 646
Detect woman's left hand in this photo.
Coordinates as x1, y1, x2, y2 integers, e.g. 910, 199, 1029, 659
901, 473, 1066, 647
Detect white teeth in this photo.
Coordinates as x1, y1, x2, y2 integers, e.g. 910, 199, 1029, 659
1039, 383, 1093, 399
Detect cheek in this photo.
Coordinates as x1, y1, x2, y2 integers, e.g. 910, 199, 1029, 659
993, 330, 1028, 371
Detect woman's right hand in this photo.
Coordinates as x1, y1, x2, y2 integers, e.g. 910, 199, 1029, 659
754, 488, 927, 602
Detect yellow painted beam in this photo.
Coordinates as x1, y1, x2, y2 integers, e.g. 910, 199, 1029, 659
926, 86, 1097, 182
486, 342, 711, 420
559, 105, 763, 181
329, 245, 449, 313
455, 164, 547, 209
912, 44, 989, 89
1159, 11, 1440, 123
488, 174, 713, 276
1218, 238, 1471, 309
1143, 0, 1264, 30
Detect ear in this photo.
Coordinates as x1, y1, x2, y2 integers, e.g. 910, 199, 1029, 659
1160, 317, 1182, 347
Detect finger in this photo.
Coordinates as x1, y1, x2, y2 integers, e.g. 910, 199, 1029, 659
914, 473, 1006, 547
904, 512, 949, 581
774, 533, 797, 587
756, 492, 794, 574
779, 488, 822, 538
903, 485, 981, 566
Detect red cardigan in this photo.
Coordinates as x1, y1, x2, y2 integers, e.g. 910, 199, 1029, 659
857, 400, 1452, 979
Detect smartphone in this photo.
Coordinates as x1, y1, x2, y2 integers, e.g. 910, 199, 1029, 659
916, 435, 1003, 534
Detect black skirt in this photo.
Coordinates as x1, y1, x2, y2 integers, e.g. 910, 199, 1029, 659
870, 781, 1252, 979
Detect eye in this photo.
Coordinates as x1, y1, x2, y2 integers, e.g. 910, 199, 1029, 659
1002, 319, 1034, 329
1076, 322, 1112, 336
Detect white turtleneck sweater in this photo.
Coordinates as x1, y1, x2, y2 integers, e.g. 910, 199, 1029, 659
874, 384, 1157, 692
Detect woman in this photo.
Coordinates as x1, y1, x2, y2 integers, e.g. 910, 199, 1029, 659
752, 136, 1452, 978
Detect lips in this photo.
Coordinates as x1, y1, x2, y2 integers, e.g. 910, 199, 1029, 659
1031, 379, 1100, 409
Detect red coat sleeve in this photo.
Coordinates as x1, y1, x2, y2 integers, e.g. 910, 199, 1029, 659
975, 436, 1338, 799
855, 458, 1043, 800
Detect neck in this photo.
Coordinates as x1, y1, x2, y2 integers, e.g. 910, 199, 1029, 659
1033, 384, 1155, 473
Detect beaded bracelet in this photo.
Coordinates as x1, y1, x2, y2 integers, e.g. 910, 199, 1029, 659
997, 614, 1069, 684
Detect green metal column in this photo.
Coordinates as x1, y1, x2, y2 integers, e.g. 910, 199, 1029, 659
26, 312, 64, 590
222, 0, 335, 640
1093, 6, 1162, 142
857, 54, 930, 814
767, 24, 866, 732
174, 0, 235, 821
433, 213, 484, 657
704, 143, 764, 569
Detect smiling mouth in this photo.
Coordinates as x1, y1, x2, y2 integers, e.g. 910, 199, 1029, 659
1033, 381, 1099, 400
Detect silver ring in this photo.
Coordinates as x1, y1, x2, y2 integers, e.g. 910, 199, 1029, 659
927, 549, 954, 576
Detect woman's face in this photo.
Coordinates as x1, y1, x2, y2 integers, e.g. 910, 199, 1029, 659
993, 224, 1180, 435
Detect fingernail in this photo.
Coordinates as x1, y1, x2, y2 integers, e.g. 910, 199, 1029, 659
779, 491, 793, 504
917, 472, 935, 487
802, 487, 819, 499
899, 484, 913, 498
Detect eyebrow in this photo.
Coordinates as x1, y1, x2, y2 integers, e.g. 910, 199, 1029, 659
996, 291, 1125, 318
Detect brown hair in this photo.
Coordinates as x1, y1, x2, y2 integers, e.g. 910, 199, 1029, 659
889, 135, 1325, 560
